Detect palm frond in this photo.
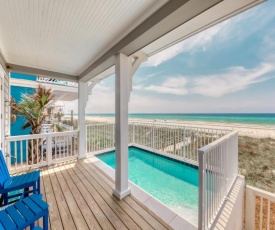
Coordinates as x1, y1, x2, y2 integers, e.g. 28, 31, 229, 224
10, 85, 55, 134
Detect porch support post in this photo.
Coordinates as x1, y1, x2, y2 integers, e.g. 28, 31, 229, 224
78, 81, 88, 159
113, 53, 131, 200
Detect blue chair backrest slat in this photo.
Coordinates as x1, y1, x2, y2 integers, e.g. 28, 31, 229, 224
0, 150, 11, 189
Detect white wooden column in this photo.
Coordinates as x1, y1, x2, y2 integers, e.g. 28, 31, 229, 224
78, 81, 88, 159
113, 53, 131, 199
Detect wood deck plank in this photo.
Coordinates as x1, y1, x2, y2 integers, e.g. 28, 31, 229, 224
79, 160, 157, 230
76, 162, 142, 230
63, 163, 115, 230
86, 160, 172, 230
42, 167, 63, 230
58, 164, 102, 230
48, 166, 76, 230
29, 160, 171, 230
53, 165, 89, 230
71, 165, 128, 230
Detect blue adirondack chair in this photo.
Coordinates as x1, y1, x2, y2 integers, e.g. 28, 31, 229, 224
0, 194, 48, 230
0, 150, 40, 206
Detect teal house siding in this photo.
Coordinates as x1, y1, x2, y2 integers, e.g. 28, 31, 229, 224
10, 73, 37, 163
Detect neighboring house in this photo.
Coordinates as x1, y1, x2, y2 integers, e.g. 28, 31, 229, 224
10, 72, 78, 136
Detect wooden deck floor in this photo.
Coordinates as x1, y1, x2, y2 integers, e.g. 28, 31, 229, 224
37, 159, 172, 230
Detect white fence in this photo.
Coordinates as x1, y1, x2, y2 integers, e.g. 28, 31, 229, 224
5, 131, 78, 173
246, 185, 275, 230
198, 131, 238, 230
86, 123, 231, 163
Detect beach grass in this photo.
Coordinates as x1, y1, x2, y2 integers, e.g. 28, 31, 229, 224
239, 136, 275, 193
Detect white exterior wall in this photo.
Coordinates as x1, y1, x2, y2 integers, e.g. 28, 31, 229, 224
0, 66, 10, 153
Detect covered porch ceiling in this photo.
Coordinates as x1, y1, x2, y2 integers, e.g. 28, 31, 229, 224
0, 0, 265, 82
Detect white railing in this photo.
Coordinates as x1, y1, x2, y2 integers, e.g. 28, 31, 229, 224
198, 131, 238, 230
86, 123, 231, 163
37, 77, 78, 87
132, 123, 230, 163
246, 185, 275, 230
5, 131, 78, 173
86, 123, 115, 154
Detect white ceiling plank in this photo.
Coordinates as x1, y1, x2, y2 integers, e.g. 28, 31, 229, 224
0, 0, 167, 76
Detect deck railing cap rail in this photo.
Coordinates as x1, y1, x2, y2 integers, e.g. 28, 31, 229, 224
198, 130, 238, 154
246, 185, 275, 201
86, 122, 232, 132
6, 130, 79, 141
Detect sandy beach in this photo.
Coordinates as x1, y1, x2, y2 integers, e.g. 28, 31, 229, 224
66, 115, 275, 139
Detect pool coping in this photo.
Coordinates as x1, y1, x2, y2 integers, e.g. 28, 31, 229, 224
89, 152, 198, 230
94, 144, 199, 169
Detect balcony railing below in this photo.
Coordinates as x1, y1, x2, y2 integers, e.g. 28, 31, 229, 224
36, 77, 78, 87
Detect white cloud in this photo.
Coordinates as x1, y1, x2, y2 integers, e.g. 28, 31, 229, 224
63, 82, 115, 114
133, 84, 144, 90
191, 63, 274, 97
145, 77, 189, 95
128, 93, 273, 113
146, 21, 229, 66
63, 63, 275, 114
143, 63, 274, 97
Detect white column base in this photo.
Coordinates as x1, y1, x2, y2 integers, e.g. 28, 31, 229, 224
113, 187, 131, 200
78, 154, 87, 160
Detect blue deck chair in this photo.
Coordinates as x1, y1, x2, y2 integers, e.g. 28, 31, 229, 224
0, 150, 40, 206
0, 194, 48, 230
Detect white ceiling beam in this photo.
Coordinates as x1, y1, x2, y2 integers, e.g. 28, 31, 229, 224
6, 63, 78, 82
78, 0, 223, 82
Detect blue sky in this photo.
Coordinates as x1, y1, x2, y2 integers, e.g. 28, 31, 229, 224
65, 1, 275, 114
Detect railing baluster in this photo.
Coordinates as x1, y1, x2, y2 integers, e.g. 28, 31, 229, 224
267, 199, 270, 230
47, 135, 52, 165
36, 138, 39, 165
25, 140, 28, 166
260, 197, 263, 230
31, 139, 33, 166
20, 140, 23, 168
14, 141, 17, 169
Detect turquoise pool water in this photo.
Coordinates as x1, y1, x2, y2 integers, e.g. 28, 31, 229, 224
97, 147, 198, 224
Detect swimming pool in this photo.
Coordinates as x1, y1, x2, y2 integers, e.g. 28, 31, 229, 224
97, 147, 198, 225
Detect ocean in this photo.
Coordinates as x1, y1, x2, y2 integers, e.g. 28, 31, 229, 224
86, 113, 275, 127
